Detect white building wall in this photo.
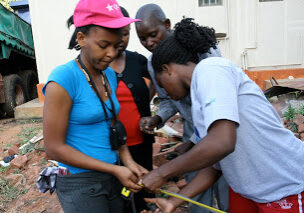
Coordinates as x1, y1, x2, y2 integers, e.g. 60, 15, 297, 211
29, 0, 200, 83
29, 0, 304, 83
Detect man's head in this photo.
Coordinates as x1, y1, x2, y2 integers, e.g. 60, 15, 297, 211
135, 4, 171, 52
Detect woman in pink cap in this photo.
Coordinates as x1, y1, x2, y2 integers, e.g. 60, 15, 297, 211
42, 0, 146, 212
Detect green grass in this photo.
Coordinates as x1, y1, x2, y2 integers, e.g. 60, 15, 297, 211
297, 105, 304, 116
18, 126, 42, 146
12, 169, 20, 174
17, 119, 42, 125
19, 141, 44, 155
0, 176, 28, 209
0, 167, 8, 174
283, 105, 296, 121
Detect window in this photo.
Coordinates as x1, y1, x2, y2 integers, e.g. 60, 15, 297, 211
199, 0, 223, 7
259, 0, 283, 2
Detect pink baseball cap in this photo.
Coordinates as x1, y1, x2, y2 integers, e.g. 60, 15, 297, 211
73, 0, 140, 28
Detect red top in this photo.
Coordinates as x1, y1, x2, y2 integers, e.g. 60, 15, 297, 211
116, 81, 143, 146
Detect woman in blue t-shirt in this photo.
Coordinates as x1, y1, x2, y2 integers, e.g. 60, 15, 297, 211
42, 0, 147, 212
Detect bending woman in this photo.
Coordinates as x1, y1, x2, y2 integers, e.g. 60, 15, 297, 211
110, 7, 154, 212
142, 18, 304, 213
42, 0, 146, 212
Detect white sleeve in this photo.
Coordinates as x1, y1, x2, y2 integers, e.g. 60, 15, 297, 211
193, 63, 240, 131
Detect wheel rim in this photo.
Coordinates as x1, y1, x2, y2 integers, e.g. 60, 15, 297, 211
15, 85, 24, 106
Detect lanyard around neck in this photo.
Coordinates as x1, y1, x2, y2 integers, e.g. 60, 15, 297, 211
77, 55, 117, 121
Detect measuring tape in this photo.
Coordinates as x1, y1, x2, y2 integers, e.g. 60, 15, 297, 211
159, 189, 226, 213
121, 185, 226, 213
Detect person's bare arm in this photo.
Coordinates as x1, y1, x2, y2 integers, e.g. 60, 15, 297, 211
142, 119, 236, 191
43, 82, 141, 191
144, 167, 221, 213
119, 144, 149, 179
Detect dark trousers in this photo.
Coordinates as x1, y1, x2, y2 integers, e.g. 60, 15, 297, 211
126, 142, 154, 213
56, 171, 124, 213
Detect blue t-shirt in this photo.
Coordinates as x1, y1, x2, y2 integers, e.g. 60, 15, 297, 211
43, 60, 120, 174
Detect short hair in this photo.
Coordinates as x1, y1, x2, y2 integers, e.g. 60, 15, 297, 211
152, 18, 217, 74
135, 4, 166, 23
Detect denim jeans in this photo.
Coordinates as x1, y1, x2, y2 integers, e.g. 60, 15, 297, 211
56, 171, 124, 213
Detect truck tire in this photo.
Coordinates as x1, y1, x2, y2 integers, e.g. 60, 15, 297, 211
18, 70, 38, 100
3, 74, 27, 117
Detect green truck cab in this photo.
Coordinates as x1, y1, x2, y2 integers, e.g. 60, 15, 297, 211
0, 3, 37, 117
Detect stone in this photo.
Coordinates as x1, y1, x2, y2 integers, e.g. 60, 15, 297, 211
8, 145, 19, 155
298, 124, 304, 133
300, 133, 304, 141
10, 155, 28, 169
293, 114, 304, 125
5, 174, 26, 187
14, 98, 43, 119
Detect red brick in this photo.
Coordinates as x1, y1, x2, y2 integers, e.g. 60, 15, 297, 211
10, 155, 28, 169
298, 124, 304, 133
293, 114, 304, 125
8, 145, 19, 156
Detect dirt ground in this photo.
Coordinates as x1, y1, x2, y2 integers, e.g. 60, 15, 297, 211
0, 118, 62, 213
0, 118, 190, 213
1, 100, 304, 213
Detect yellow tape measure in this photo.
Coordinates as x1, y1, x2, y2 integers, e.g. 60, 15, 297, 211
159, 189, 226, 213
134, 184, 226, 213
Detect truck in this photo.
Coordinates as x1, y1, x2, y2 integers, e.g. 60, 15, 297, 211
0, 3, 38, 117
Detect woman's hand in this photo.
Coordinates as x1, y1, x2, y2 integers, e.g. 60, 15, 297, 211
113, 166, 143, 192
142, 198, 177, 213
126, 161, 149, 180
118, 145, 149, 179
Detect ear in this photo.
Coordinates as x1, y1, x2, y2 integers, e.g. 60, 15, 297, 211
161, 64, 172, 75
164, 19, 171, 31
76, 31, 86, 48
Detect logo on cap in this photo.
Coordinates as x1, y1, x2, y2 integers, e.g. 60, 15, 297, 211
106, 3, 119, 12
